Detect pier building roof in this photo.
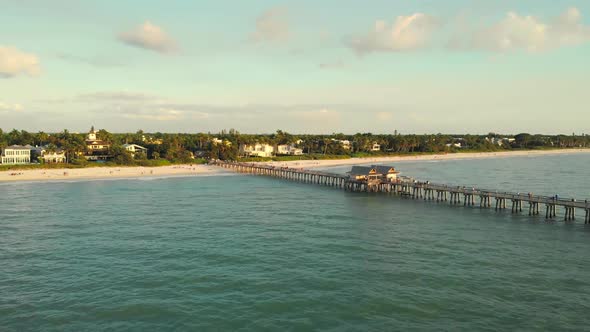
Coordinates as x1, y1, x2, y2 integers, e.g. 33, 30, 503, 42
349, 166, 378, 176
371, 165, 400, 175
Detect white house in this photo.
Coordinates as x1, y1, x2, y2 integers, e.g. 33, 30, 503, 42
485, 137, 501, 146
1, 145, 31, 165
503, 137, 516, 144
332, 139, 351, 150
370, 142, 381, 151
42, 150, 66, 163
122, 144, 148, 158
276, 144, 304, 156
240, 143, 274, 158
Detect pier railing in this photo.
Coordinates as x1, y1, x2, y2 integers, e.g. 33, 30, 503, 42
212, 161, 590, 223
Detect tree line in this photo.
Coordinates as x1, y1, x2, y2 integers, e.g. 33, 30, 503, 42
0, 128, 588, 165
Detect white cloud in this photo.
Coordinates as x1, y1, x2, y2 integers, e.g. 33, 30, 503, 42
251, 6, 290, 43
0, 101, 23, 112
349, 13, 439, 54
0, 46, 40, 78
118, 21, 177, 53
460, 7, 590, 52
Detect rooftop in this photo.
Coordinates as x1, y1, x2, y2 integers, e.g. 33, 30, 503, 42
4, 145, 32, 150
349, 166, 377, 176
349, 165, 399, 176
371, 165, 400, 175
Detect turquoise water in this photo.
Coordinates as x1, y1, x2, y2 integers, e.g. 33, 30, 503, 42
1, 154, 590, 331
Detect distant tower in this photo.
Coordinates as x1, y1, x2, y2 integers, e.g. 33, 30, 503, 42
87, 126, 97, 141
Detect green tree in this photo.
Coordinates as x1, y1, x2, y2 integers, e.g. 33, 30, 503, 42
111, 145, 135, 165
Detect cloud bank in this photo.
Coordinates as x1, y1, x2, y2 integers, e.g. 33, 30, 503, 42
349, 13, 439, 54
118, 21, 177, 54
349, 7, 590, 55
0, 46, 40, 78
464, 7, 590, 52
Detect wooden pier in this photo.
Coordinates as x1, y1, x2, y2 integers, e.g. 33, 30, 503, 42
214, 161, 590, 224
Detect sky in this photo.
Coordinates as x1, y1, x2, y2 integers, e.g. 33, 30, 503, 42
1, 0, 589, 134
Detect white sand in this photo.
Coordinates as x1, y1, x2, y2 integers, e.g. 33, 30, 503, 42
0, 164, 222, 183
257, 149, 590, 169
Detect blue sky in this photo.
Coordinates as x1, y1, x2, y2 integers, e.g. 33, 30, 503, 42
1, 0, 589, 134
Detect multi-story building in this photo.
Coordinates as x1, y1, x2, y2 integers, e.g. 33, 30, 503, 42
42, 150, 66, 163
122, 144, 148, 158
276, 144, 304, 156
85, 127, 111, 161
1, 145, 31, 164
239, 143, 274, 158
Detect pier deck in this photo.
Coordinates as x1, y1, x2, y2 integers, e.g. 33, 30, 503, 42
214, 161, 590, 223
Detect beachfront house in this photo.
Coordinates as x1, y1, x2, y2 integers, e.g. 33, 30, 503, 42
42, 150, 66, 164
239, 143, 274, 158
122, 144, 148, 158
29, 146, 66, 164
1, 145, 32, 165
371, 142, 381, 151
276, 144, 304, 156
85, 127, 111, 161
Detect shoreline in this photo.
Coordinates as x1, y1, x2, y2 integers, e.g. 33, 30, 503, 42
0, 164, 224, 183
1, 149, 589, 183
256, 148, 590, 169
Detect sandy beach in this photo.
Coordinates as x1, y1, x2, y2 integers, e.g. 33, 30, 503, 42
0, 164, 222, 183
258, 149, 590, 169
2, 149, 589, 183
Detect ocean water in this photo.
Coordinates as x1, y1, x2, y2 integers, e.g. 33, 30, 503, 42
1, 154, 590, 331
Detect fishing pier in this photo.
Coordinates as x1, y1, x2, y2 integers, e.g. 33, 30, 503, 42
214, 161, 590, 224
